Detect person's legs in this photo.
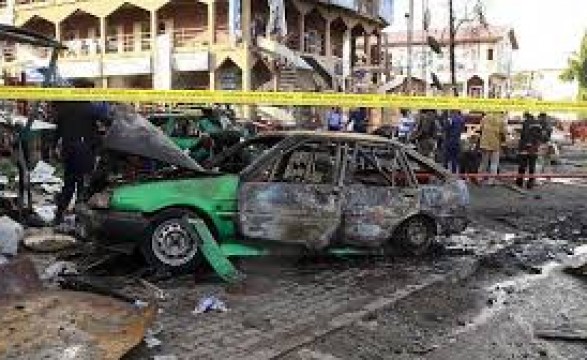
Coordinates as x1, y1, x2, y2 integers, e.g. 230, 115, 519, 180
527, 154, 538, 189
478, 150, 490, 183
517, 154, 528, 187
487, 150, 500, 185
55, 159, 76, 224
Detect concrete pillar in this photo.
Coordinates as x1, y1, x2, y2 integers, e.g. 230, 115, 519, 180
55, 22, 61, 42
99, 17, 107, 88
209, 68, 215, 90
208, 0, 216, 45
241, 0, 253, 119
365, 33, 371, 66
150, 10, 158, 88
299, 13, 305, 52
342, 28, 351, 90
325, 19, 332, 57
133, 22, 141, 52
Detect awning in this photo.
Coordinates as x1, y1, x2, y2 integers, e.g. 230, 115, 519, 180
378, 75, 426, 93
255, 37, 311, 70
300, 55, 333, 88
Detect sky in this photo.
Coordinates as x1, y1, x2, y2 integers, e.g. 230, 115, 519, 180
386, 0, 587, 71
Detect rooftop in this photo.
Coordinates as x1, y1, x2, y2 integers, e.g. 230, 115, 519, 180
385, 25, 518, 49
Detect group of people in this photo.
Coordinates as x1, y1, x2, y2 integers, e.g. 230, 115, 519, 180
397, 109, 553, 189
326, 107, 368, 133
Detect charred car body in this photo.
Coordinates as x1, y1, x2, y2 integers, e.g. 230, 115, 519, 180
80, 110, 469, 272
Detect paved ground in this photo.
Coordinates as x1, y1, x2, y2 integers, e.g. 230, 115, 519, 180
16, 145, 587, 360
118, 179, 587, 360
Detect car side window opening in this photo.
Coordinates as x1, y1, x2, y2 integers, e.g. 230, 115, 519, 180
270, 141, 339, 185
403, 152, 444, 185
345, 143, 415, 188
216, 137, 281, 173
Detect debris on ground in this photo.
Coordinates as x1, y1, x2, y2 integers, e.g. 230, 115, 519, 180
0, 215, 23, 256
30, 160, 62, 185
192, 295, 228, 315
32, 204, 57, 223
40, 260, 79, 282
534, 325, 587, 342
0, 257, 156, 360
153, 355, 178, 360
139, 278, 169, 301
563, 261, 587, 277
23, 228, 77, 252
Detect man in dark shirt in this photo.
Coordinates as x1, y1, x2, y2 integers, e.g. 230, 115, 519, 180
516, 112, 547, 189
53, 78, 106, 225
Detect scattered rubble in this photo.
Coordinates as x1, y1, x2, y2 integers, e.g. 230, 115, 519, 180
0, 257, 156, 360
0, 215, 23, 256
192, 295, 228, 315
23, 228, 77, 252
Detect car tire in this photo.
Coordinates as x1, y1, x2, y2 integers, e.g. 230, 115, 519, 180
141, 208, 204, 273
395, 216, 436, 256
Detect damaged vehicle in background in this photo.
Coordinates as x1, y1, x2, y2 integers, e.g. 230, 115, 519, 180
79, 109, 470, 272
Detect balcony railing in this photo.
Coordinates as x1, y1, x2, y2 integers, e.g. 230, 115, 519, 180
105, 33, 151, 53
63, 38, 101, 57
173, 27, 208, 47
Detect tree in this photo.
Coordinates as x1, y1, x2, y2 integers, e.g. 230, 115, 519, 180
560, 31, 587, 101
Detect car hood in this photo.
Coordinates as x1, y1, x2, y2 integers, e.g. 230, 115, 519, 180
104, 107, 206, 172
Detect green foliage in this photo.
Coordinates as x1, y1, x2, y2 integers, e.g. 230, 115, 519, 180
560, 31, 587, 88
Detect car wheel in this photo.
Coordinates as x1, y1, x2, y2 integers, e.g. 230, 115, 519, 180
141, 209, 203, 273
395, 216, 436, 256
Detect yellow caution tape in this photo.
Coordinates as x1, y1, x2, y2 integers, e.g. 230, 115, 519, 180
0, 87, 586, 113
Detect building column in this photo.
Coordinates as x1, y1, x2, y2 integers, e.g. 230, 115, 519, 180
99, 17, 107, 88
342, 28, 351, 91
241, 0, 253, 119
325, 19, 332, 57
299, 13, 305, 52
208, 0, 216, 45
365, 33, 371, 66
150, 10, 158, 89
55, 22, 61, 42
209, 68, 215, 90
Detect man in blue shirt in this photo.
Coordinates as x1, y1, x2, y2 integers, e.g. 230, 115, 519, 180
397, 109, 415, 142
327, 107, 342, 131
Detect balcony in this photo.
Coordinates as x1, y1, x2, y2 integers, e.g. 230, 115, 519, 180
173, 27, 208, 49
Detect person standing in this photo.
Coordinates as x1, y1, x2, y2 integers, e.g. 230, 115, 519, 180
443, 110, 465, 173
397, 109, 416, 143
348, 107, 368, 133
411, 110, 437, 158
477, 112, 507, 185
326, 107, 343, 131
516, 112, 547, 189
53, 79, 106, 226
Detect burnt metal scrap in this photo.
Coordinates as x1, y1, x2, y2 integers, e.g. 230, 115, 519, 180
0, 257, 156, 360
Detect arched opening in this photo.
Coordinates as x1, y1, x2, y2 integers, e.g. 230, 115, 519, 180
158, 0, 209, 48
330, 17, 347, 58
61, 10, 100, 57
17, 17, 55, 60
251, 0, 269, 39
303, 9, 326, 55
216, 58, 242, 90
251, 58, 272, 90
351, 24, 366, 67
105, 3, 150, 53
467, 75, 484, 98
214, 0, 230, 43
285, 0, 300, 50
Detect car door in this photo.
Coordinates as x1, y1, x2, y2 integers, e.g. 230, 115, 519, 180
341, 142, 420, 247
238, 139, 343, 249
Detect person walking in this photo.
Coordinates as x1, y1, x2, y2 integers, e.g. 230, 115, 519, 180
326, 107, 343, 131
411, 110, 437, 158
516, 112, 547, 189
477, 112, 507, 185
53, 79, 107, 226
397, 109, 416, 142
443, 110, 465, 173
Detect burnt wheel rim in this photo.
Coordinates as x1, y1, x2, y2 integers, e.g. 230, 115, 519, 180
152, 219, 198, 267
406, 218, 430, 247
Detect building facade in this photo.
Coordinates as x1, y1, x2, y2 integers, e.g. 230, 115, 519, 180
384, 25, 518, 97
0, 0, 393, 98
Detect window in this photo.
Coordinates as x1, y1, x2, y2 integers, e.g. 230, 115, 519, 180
271, 142, 339, 185
344, 144, 413, 188
487, 48, 494, 61
214, 137, 282, 173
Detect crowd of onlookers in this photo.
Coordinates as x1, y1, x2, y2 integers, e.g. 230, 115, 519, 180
325, 106, 556, 190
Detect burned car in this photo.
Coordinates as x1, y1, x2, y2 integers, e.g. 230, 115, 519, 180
80, 111, 469, 272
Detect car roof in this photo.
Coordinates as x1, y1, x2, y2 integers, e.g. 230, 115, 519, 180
254, 130, 402, 144
250, 130, 450, 176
